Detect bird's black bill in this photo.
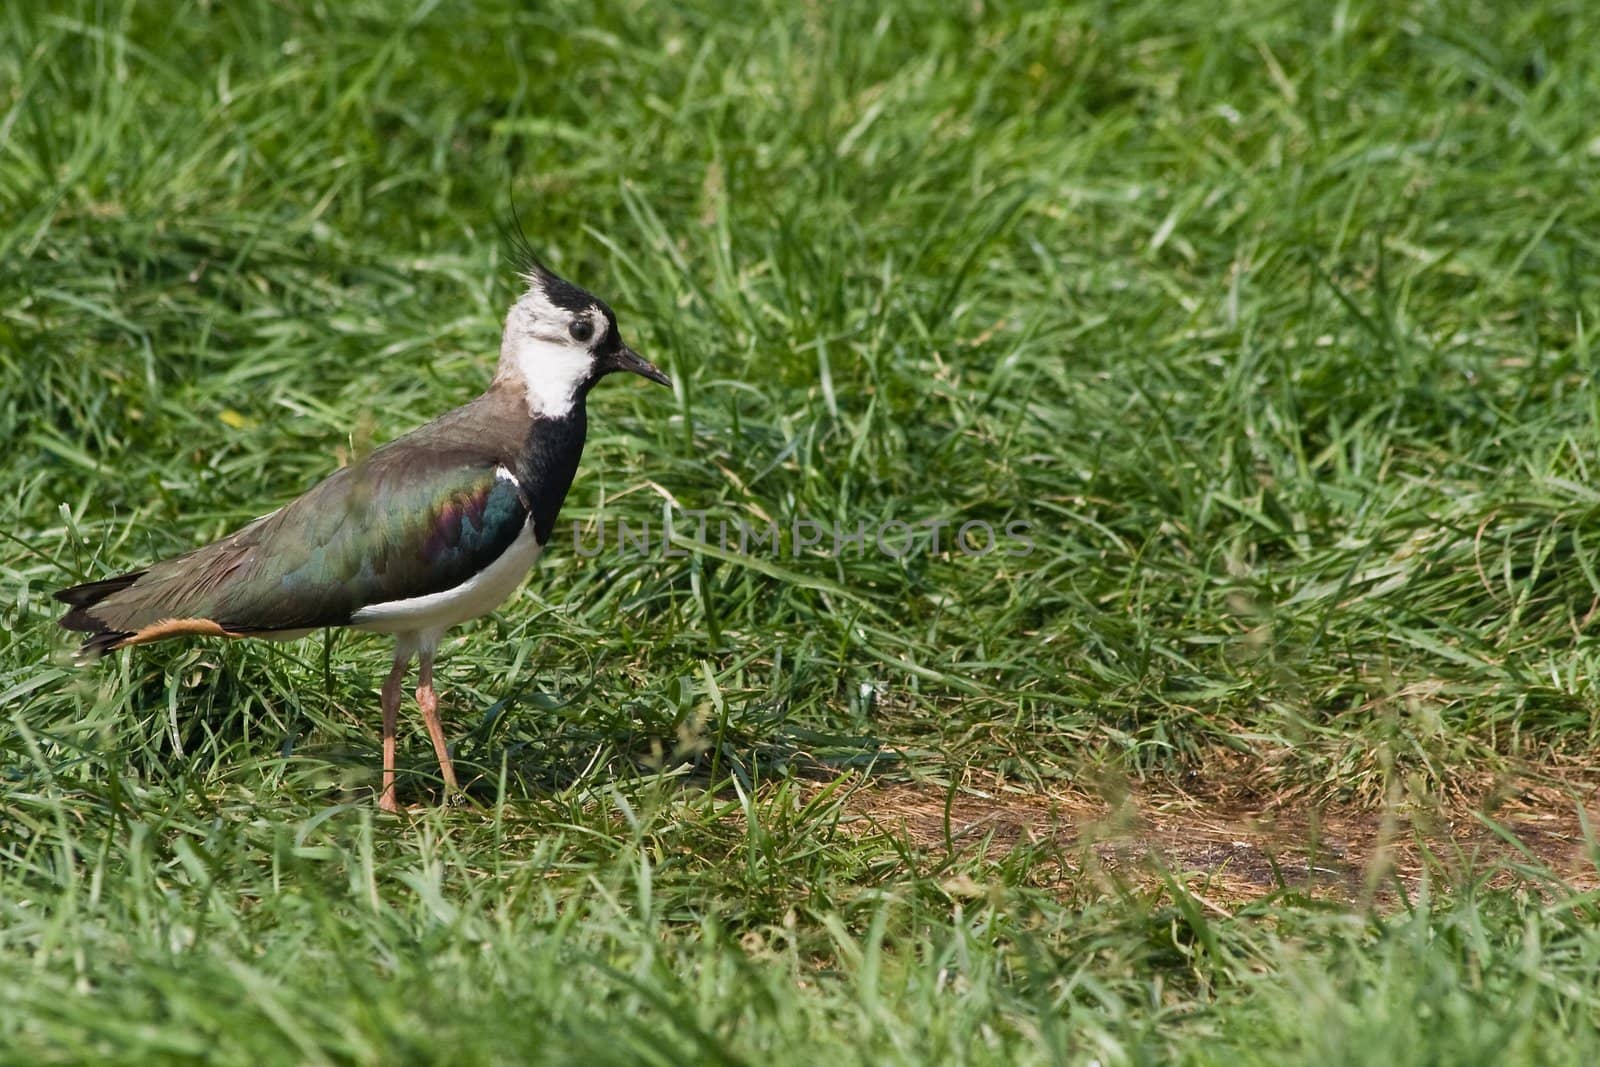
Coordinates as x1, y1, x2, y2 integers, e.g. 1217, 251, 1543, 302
615, 346, 672, 388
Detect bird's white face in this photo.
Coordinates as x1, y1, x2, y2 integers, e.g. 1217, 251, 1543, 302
499, 279, 611, 419
495, 262, 671, 417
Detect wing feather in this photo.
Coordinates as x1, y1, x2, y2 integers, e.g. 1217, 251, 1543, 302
55, 446, 530, 647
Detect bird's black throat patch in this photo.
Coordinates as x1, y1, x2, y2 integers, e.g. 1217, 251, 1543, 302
514, 407, 589, 544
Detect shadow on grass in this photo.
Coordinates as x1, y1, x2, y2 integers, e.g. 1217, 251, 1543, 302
285, 685, 899, 810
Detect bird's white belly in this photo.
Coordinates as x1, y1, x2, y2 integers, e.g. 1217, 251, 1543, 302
349, 524, 543, 636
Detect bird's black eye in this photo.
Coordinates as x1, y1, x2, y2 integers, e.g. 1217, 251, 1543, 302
569, 319, 595, 343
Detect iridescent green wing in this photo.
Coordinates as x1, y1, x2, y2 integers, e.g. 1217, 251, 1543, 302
126, 446, 530, 634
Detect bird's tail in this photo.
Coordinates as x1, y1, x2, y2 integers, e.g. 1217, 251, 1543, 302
54, 571, 149, 658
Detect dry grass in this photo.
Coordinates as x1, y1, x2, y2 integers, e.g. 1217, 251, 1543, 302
833, 760, 1600, 908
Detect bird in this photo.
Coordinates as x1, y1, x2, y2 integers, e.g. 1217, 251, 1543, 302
54, 253, 671, 812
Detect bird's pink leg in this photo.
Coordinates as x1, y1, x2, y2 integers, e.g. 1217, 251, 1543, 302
378, 653, 410, 813
416, 649, 459, 798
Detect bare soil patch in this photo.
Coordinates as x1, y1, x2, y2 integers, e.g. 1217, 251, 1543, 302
832, 759, 1600, 908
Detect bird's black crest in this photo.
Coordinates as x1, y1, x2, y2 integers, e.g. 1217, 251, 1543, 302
537, 268, 601, 315
502, 191, 600, 315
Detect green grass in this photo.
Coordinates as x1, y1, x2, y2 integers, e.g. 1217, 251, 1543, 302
5, 0, 1600, 1061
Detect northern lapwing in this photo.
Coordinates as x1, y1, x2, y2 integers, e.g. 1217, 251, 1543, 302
54, 256, 671, 812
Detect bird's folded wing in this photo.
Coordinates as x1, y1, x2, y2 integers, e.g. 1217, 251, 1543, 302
75, 446, 531, 640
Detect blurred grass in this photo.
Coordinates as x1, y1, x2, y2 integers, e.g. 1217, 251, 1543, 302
5, 0, 1600, 1061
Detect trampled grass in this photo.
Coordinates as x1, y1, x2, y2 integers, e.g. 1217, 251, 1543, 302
4, 0, 1600, 1062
